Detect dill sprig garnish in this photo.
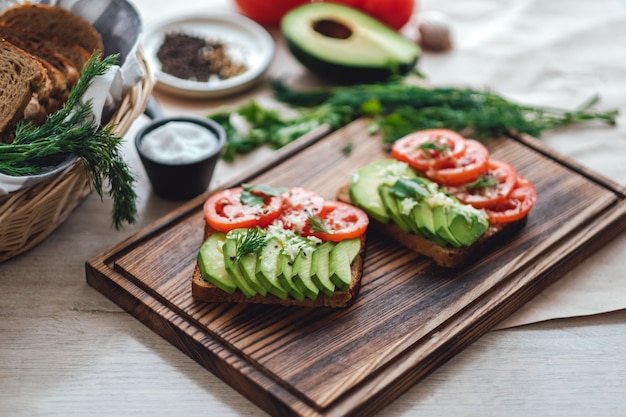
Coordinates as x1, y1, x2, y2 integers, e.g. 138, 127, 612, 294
0, 53, 137, 229
234, 227, 267, 259
208, 78, 618, 161
307, 214, 329, 234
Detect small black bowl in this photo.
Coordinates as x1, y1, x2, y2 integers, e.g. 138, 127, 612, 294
135, 116, 226, 200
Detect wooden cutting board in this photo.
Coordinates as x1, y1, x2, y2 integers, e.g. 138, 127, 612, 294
86, 119, 626, 417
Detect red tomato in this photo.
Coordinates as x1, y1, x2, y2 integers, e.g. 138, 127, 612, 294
484, 177, 537, 224
235, 0, 310, 26
450, 159, 518, 209
425, 139, 490, 186
279, 187, 325, 231
203, 187, 283, 233
304, 201, 369, 242
391, 128, 467, 172
323, 0, 416, 30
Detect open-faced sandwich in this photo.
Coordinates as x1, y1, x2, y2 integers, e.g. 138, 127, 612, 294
337, 129, 537, 268
192, 184, 369, 307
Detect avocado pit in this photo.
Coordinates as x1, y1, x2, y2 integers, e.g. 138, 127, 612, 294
312, 19, 352, 40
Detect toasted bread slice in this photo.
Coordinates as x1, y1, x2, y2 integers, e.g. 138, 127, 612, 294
191, 225, 365, 308
336, 184, 526, 268
0, 4, 104, 56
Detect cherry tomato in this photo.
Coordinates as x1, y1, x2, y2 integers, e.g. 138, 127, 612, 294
484, 177, 537, 224
323, 0, 416, 30
391, 129, 467, 172
279, 187, 325, 231
450, 160, 518, 209
203, 187, 283, 233
235, 0, 310, 26
426, 139, 490, 186
304, 201, 369, 242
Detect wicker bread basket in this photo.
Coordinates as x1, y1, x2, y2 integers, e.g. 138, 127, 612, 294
0, 49, 155, 262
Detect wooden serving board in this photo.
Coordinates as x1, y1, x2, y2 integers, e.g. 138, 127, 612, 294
86, 119, 626, 417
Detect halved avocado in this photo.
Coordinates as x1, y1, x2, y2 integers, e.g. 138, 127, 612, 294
281, 2, 421, 83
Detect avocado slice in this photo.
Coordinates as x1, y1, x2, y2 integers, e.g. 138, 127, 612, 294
311, 241, 336, 296
432, 205, 462, 248
330, 238, 361, 291
292, 245, 319, 300
281, 2, 421, 83
256, 237, 288, 300
197, 233, 237, 294
350, 159, 417, 224
447, 205, 490, 247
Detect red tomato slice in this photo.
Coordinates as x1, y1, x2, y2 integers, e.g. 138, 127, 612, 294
450, 160, 518, 209
426, 139, 490, 186
484, 177, 537, 224
391, 129, 467, 172
203, 187, 283, 233
279, 187, 325, 231
304, 201, 369, 242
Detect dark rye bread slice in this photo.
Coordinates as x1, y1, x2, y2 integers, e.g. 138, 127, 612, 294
0, 23, 91, 71
0, 35, 76, 104
0, 39, 47, 141
191, 224, 365, 308
0, 4, 104, 56
336, 184, 526, 268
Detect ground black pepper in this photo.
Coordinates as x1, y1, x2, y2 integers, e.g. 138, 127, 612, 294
156, 32, 248, 82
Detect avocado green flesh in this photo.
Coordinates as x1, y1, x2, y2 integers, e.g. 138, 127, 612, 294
199, 226, 361, 299
197, 233, 237, 294
350, 159, 417, 224
281, 3, 421, 83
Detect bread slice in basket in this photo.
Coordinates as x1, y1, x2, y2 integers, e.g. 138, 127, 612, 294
0, 39, 49, 140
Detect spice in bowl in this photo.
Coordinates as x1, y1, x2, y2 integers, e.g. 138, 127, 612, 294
156, 32, 248, 82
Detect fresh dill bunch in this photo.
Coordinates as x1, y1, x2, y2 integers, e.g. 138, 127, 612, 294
0, 53, 137, 229
272, 80, 619, 144
234, 227, 267, 259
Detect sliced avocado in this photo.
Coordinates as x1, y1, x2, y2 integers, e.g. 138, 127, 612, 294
413, 198, 448, 247
350, 159, 417, 223
277, 250, 306, 301
447, 205, 489, 247
311, 241, 336, 296
330, 238, 361, 291
292, 245, 319, 300
432, 205, 462, 248
256, 237, 288, 300
223, 231, 264, 297
197, 233, 237, 294
281, 2, 421, 83
379, 184, 413, 233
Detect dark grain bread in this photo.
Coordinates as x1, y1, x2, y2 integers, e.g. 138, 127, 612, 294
0, 39, 47, 140
336, 184, 526, 268
0, 35, 74, 105
0, 4, 104, 56
0, 23, 91, 71
191, 225, 365, 308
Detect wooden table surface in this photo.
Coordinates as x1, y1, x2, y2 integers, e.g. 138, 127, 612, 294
2, 0, 626, 416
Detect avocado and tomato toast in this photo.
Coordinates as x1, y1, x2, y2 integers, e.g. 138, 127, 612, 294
339, 129, 537, 268
192, 184, 368, 307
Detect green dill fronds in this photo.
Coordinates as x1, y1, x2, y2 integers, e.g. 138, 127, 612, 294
234, 228, 267, 259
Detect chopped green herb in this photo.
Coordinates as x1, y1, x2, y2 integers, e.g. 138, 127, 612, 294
466, 175, 500, 190
240, 183, 289, 206
307, 213, 329, 234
